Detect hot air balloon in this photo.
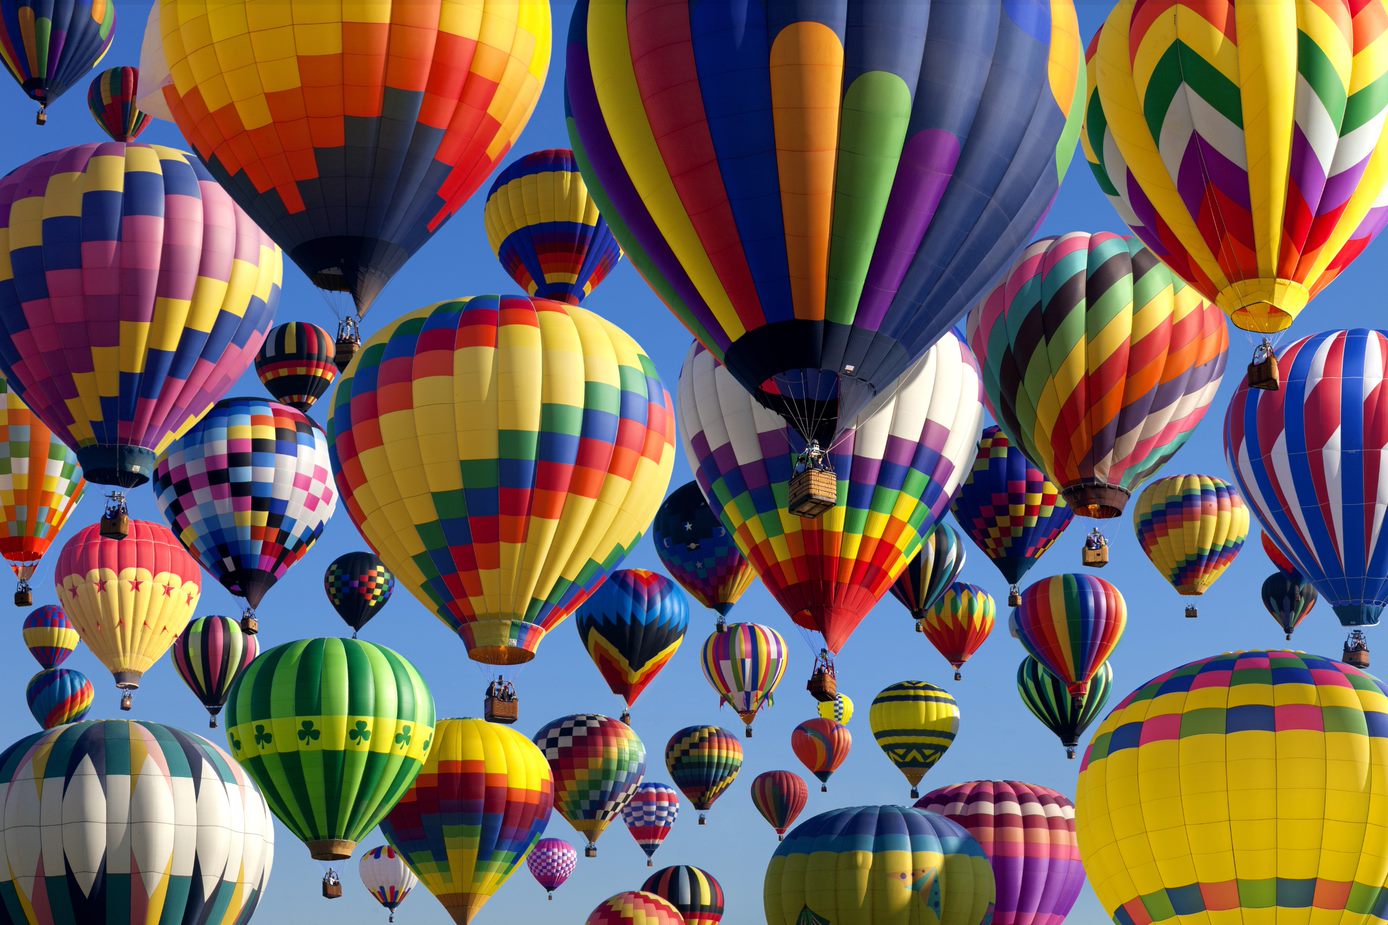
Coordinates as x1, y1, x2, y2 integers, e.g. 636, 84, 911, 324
665, 725, 742, 824
967, 233, 1229, 555
890, 523, 968, 629
567, 0, 1084, 444
158, 0, 551, 336
750, 770, 809, 842
1016, 656, 1111, 761
86, 65, 148, 141
950, 425, 1073, 605
25, 667, 93, 728
1083, 2, 1388, 370
171, 615, 259, 728
1263, 572, 1318, 642
0, 0, 114, 123
359, 845, 418, 924
652, 481, 756, 626
576, 570, 690, 722
1077, 650, 1388, 923
869, 682, 960, 799
1227, 329, 1388, 628
380, 718, 553, 925
817, 694, 854, 725
1133, 474, 1250, 618
1262, 532, 1298, 577
225, 638, 435, 864
918, 583, 995, 682
0, 143, 281, 513
678, 332, 983, 672
329, 295, 676, 703
643, 865, 725, 925
1013, 574, 1126, 702
533, 714, 646, 857
324, 551, 396, 637
700, 623, 789, 736
0, 720, 274, 924
528, 838, 577, 902
917, 781, 1085, 925
0, 378, 84, 606
764, 806, 996, 925
790, 719, 851, 793
622, 782, 679, 868
587, 892, 685, 925
483, 149, 623, 305
255, 322, 338, 413
54, 520, 201, 709
21, 604, 78, 669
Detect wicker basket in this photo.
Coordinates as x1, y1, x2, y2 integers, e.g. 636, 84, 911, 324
485, 696, 519, 724
1082, 545, 1109, 567
100, 510, 130, 540
13, 587, 31, 607
789, 468, 837, 519
806, 670, 838, 703
1246, 353, 1279, 391
322, 879, 343, 900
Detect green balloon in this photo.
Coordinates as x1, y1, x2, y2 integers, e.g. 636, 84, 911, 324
225, 637, 436, 860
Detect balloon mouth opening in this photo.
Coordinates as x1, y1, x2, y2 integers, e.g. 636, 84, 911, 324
467, 646, 536, 666
1217, 280, 1307, 335
1333, 603, 1384, 628
113, 671, 142, 689
1060, 482, 1128, 519
308, 839, 356, 861
459, 620, 546, 665
75, 445, 157, 489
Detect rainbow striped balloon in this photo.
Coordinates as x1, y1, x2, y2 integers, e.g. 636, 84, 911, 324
484, 149, 623, 305
665, 725, 743, 819
1132, 475, 1249, 613
87, 66, 148, 141
968, 232, 1228, 519
700, 622, 789, 734
1084, 1, 1388, 335
918, 583, 996, 681
171, 615, 259, 728
25, 667, 93, 729
22, 605, 78, 669
1014, 574, 1125, 702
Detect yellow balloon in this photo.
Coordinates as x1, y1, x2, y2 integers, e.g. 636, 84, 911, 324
868, 682, 960, 799
816, 694, 853, 725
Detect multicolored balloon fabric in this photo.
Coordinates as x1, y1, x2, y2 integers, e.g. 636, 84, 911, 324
0, 142, 282, 487
533, 714, 646, 855
665, 725, 743, 821
790, 719, 851, 792
817, 694, 854, 725
171, 615, 259, 728
918, 583, 996, 681
159, 0, 551, 315
1262, 531, 1299, 577
358, 845, 418, 924
1262, 571, 1318, 642
0, 0, 115, 121
527, 838, 578, 901
567, 0, 1084, 441
1132, 475, 1249, 612
868, 681, 960, 799
255, 321, 339, 412
1017, 656, 1112, 760
324, 551, 396, 636
586, 891, 686, 925
329, 295, 677, 667
25, 667, 93, 729
890, 522, 968, 623
642, 865, 725, 925
21, 604, 78, 669
750, 770, 809, 841
1013, 574, 1126, 701
700, 622, 789, 734
621, 782, 679, 867
652, 480, 756, 622
484, 148, 623, 304
576, 569, 690, 713
87, 65, 148, 141
968, 232, 1229, 518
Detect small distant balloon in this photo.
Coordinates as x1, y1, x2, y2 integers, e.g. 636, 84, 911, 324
87, 66, 149, 140
25, 667, 93, 728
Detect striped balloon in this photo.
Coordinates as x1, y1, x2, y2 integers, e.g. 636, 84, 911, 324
484, 149, 623, 305
651, 481, 756, 622
1014, 574, 1126, 702
586, 891, 685, 925
868, 682, 960, 799
679, 333, 983, 655
950, 425, 1072, 600
1262, 532, 1298, 577
889, 522, 968, 624
699, 623, 790, 735
919, 583, 996, 681
171, 616, 259, 727
0, 0, 115, 121
642, 865, 725, 925
665, 726, 743, 822
358, 845, 417, 923
621, 782, 679, 866
1227, 329, 1388, 627
527, 838, 577, 900
87, 65, 148, 141
25, 667, 93, 728
576, 569, 690, 715
22, 604, 78, 669
1084, 1, 1388, 336
1017, 657, 1112, 761
968, 232, 1229, 519
1133, 475, 1249, 614
533, 714, 646, 856
254, 322, 338, 413
1262, 572, 1318, 642
790, 719, 851, 792
750, 770, 809, 841
916, 781, 1085, 925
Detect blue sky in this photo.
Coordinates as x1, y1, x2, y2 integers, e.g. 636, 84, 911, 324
0, 2, 1375, 923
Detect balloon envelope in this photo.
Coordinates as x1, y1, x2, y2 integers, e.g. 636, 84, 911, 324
790, 719, 851, 789
87, 66, 149, 141
700, 622, 789, 731
1016, 656, 1112, 760
1013, 574, 1126, 700
1262, 572, 1317, 641
0, 379, 84, 585
576, 569, 690, 709
359, 845, 418, 920
25, 667, 93, 728
533, 714, 646, 853
255, 322, 338, 412
869, 682, 960, 797
750, 770, 809, 839
621, 782, 679, 864
1132, 474, 1249, 601
586, 891, 685, 925
527, 838, 577, 897
324, 551, 396, 635
918, 583, 995, 678
21, 604, 78, 669
889, 523, 968, 620
0, 0, 114, 116
171, 615, 259, 726
665, 725, 743, 815
642, 865, 725, 925
651, 480, 756, 619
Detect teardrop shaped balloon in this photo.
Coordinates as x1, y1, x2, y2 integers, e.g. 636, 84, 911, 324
575, 569, 690, 715
0, 0, 115, 122
567, 0, 1085, 442
1013, 574, 1126, 701
587, 891, 685, 925
21, 604, 78, 669
171, 615, 259, 728
528, 838, 578, 901
968, 232, 1229, 518
153, 398, 338, 623
699, 622, 789, 736
642, 865, 725, 925
324, 551, 396, 636
1016, 656, 1112, 760
790, 719, 851, 792
621, 782, 680, 867
750, 770, 809, 841
1262, 571, 1318, 642
817, 694, 854, 725
651, 481, 756, 623
330, 295, 677, 667
679, 332, 983, 655
1132, 474, 1249, 615
25, 667, 93, 728
665, 725, 743, 823
890, 523, 968, 625
380, 718, 553, 925
869, 681, 960, 799
255, 322, 339, 413
484, 149, 623, 305
0, 143, 282, 487
54, 519, 202, 699
359, 845, 418, 924
533, 714, 646, 856
87, 65, 149, 141
225, 638, 436, 862
160, 1, 551, 316
918, 583, 995, 681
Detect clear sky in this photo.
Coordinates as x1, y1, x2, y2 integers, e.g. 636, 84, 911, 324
0, 3, 1373, 924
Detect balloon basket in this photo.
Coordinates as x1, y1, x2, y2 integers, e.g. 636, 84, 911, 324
35, 106, 45, 126
745, 725, 753, 738
913, 620, 923, 633
1066, 746, 1076, 760
120, 692, 133, 711
1345, 630, 1371, 668
788, 468, 837, 519
1247, 344, 1279, 391
698, 813, 707, 825
208, 715, 219, 729
1008, 587, 1021, 607
13, 585, 30, 607
321, 871, 343, 900
485, 695, 519, 725
777, 834, 784, 842
820, 783, 827, 793
100, 511, 129, 540
953, 670, 962, 681
240, 613, 259, 635
548, 893, 554, 902
585, 844, 597, 858
647, 859, 653, 867
1185, 605, 1198, 619
334, 317, 362, 372
1082, 544, 1109, 567
620, 710, 631, 724
807, 670, 837, 703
